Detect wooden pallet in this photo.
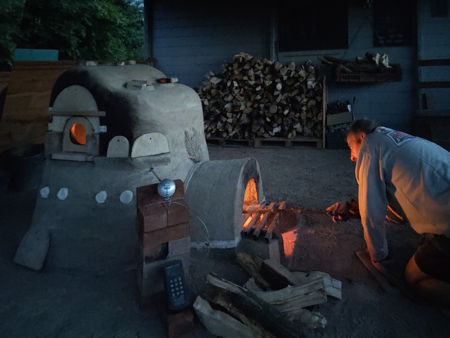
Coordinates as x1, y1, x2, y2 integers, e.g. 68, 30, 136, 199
254, 137, 323, 148
206, 137, 253, 146
207, 136, 323, 148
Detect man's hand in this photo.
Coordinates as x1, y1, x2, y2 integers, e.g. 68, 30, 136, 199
326, 201, 349, 222
326, 199, 360, 223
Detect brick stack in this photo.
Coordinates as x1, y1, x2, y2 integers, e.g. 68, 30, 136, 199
136, 179, 190, 307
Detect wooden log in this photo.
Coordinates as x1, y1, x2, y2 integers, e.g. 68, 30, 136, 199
236, 253, 271, 290
243, 278, 327, 329
243, 202, 265, 213
291, 309, 327, 329
264, 212, 281, 241
277, 201, 287, 210
198, 54, 324, 140
193, 296, 260, 338
203, 291, 276, 338
253, 281, 328, 310
261, 259, 342, 299
206, 273, 305, 338
242, 212, 261, 235
291, 271, 342, 300
253, 202, 277, 237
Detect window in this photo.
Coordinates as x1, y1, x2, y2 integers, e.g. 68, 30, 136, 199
374, 0, 415, 47
278, 0, 348, 52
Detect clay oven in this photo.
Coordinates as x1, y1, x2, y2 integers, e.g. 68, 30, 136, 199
13, 64, 264, 274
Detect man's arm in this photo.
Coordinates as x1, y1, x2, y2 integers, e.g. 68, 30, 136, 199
356, 148, 389, 262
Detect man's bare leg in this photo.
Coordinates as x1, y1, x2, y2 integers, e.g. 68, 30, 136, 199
405, 254, 450, 308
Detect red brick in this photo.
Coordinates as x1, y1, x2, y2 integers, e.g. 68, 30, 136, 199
138, 202, 168, 232
167, 202, 190, 226
141, 222, 190, 253
138, 199, 189, 233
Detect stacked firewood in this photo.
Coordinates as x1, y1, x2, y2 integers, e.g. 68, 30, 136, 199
193, 253, 342, 337
198, 53, 324, 140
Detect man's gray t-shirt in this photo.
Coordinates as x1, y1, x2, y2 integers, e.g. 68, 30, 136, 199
355, 127, 450, 261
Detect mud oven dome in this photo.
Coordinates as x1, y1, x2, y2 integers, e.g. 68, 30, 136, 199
13, 64, 264, 278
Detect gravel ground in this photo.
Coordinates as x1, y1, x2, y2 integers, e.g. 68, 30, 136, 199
0, 145, 448, 337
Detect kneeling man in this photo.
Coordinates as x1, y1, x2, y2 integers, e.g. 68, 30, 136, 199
327, 119, 450, 307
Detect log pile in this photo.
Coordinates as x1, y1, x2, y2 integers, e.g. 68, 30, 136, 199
198, 53, 325, 140
193, 253, 342, 337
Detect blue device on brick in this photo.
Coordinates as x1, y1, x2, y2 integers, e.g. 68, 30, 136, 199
164, 260, 189, 311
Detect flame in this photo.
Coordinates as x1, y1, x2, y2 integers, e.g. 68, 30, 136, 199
70, 123, 87, 145
243, 178, 258, 206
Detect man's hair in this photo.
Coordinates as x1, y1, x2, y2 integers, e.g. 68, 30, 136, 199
347, 119, 379, 135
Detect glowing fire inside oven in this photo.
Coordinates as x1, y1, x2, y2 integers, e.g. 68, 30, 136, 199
241, 178, 287, 241
70, 123, 87, 145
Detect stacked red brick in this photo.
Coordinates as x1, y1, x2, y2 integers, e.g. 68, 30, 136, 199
136, 180, 190, 306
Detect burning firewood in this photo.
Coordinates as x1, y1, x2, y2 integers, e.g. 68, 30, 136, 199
264, 201, 286, 241
198, 53, 325, 140
242, 201, 289, 241
253, 202, 276, 237
242, 211, 263, 235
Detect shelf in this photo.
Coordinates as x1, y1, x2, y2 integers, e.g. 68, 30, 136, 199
334, 65, 402, 83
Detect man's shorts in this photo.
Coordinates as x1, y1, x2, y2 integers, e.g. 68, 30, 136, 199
414, 233, 450, 282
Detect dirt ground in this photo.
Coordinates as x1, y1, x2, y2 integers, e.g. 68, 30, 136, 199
0, 144, 449, 337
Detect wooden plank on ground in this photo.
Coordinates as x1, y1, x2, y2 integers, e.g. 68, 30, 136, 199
355, 250, 397, 294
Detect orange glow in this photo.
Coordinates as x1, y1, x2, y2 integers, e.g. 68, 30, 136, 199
243, 178, 258, 206
281, 227, 299, 258
242, 214, 254, 231
70, 123, 87, 145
